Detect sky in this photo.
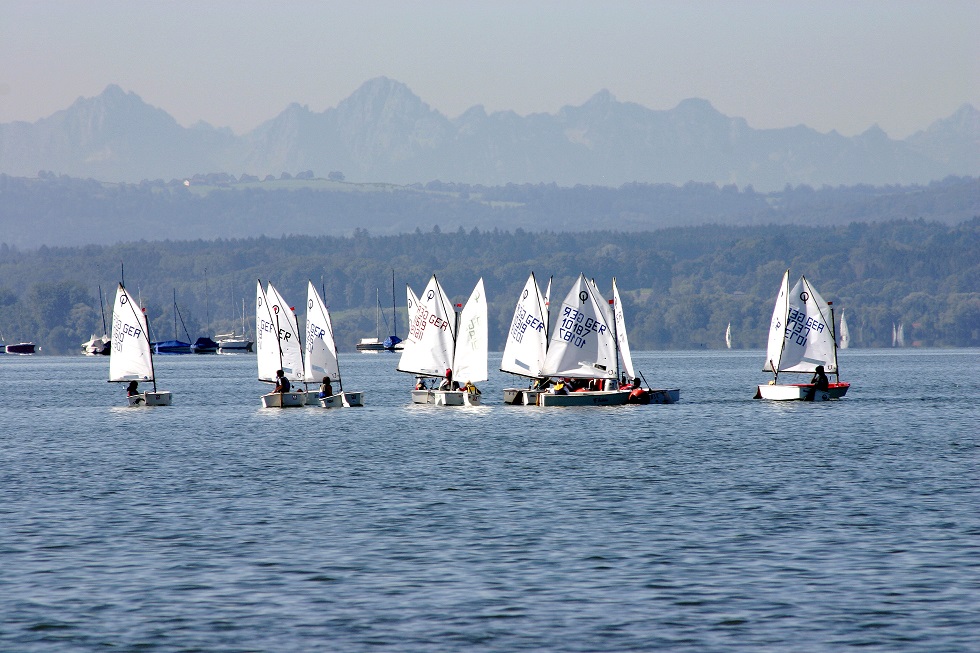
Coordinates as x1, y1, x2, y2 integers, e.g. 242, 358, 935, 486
1, 1, 977, 139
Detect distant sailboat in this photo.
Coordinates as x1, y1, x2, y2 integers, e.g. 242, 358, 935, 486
397, 275, 487, 406
305, 281, 363, 408
725, 322, 732, 349
754, 269, 849, 401
109, 282, 171, 406
256, 280, 306, 408
82, 285, 111, 355
839, 310, 850, 349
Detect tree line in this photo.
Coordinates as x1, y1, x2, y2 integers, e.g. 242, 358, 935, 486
1, 219, 977, 354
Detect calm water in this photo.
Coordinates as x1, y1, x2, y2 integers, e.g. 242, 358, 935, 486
1, 349, 978, 652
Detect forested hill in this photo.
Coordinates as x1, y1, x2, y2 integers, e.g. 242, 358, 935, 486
1, 220, 977, 354
1, 173, 978, 249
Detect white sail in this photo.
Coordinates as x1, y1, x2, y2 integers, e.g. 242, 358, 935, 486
612, 278, 636, 380
896, 322, 905, 347
776, 275, 837, 374
255, 281, 279, 382
397, 275, 456, 377
541, 273, 617, 379
305, 281, 340, 383
500, 273, 549, 379
266, 282, 304, 381
453, 278, 488, 384
839, 310, 850, 349
109, 283, 155, 382
725, 322, 732, 349
763, 269, 790, 373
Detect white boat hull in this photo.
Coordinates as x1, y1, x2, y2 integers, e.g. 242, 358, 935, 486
754, 382, 850, 401
411, 389, 482, 406
261, 391, 307, 408
128, 391, 172, 407
318, 391, 364, 408
537, 390, 631, 407
503, 388, 545, 406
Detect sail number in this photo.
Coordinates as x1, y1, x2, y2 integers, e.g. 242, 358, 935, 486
558, 306, 606, 349
409, 307, 450, 341
784, 307, 825, 346
509, 306, 544, 343
112, 315, 142, 348
258, 317, 293, 343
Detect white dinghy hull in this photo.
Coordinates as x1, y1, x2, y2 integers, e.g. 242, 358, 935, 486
128, 391, 172, 407
318, 392, 364, 408
411, 389, 482, 406
754, 383, 850, 401
261, 391, 307, 408
503, 388, 545, 405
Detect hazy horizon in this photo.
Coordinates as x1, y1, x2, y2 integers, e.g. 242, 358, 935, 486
2, 1, 978, 139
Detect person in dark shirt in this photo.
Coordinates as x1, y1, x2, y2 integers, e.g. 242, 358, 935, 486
273, 369, 290, 394
806, 365, 830, 400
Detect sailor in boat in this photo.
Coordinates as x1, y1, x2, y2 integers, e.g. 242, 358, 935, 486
439, 369, 459, 391
464, 380, 481, 398
318, 376, 333, 399
126, 381, 144, 405
414, 376, 428, 390
273, 369, 291, 395
805, 365, 830, 401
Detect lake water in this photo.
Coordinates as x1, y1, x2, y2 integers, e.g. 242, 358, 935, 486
1, 349, 978, 652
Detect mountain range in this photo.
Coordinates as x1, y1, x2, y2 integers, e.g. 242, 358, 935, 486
1, 77, 977, 191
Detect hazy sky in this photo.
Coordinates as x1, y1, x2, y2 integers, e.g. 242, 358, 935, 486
2, 1, 977, 138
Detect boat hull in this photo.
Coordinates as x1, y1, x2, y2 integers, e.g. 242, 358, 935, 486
128, 391, 172, 407
503, 388, 545, 405
754, 382, 850, 401
537, 390, 631, 407
261, 391, 307, 408
628, 388, 680, 404
411, 389, 482, 406
318, 391, 365, 408
4, 343, 36, 355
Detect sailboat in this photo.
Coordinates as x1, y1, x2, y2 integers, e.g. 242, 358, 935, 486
109, 282, 171, 406
501, 272, 551, 405
216, 298, 254, 352
357, 271, 403, 352
536, 273, 630, 406
754, 269, 850, 401
191, 271, 219, 354
82, 285, 111, 355
256, 280, 306, 408
397, 275, 487, 406
610, 278, 679, 404
725, 322, 732, 349
839, 310, 850, 349
153, 290, 192, 354
305, 281, 364, 408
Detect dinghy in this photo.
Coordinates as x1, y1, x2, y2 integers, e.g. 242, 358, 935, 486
536, 274, 630, 406
109, 282, 171, 406
754, 269, 850, 401
256, 280, 306, 408
397, 275, 487, 406
501, 272, 551, 405
305, 281, 363, 408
